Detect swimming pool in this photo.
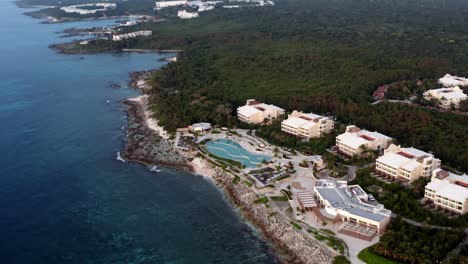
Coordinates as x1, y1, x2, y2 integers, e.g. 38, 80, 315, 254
205, 139, 271, 168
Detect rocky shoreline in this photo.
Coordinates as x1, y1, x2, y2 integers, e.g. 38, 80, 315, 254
122, 70, 335, 264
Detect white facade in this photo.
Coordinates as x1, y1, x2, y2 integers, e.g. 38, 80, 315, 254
189, 122, 212, 132
423, 86, 467, 109
281, 110, 334, 139
177, 10, 199, 19
155, 1, 187, 9
336, 125, 392, 157
314, 180, 391, 234
237, 99, 285, 124
438, 73, 468, 87
112, 30, 152, 41
60, 3, 116, 15
376, 144, 441, 182
425, 169, 468, 214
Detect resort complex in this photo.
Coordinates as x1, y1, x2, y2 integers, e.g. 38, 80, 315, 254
237, 99, 285, 124
313, 180, 392, 239
336, 125, 392, 157
281, 110, 334, 139
60, 3, 116, 14
376, 144, 441, 182
424, 169, 468, 214
438, 73, 468, 87
423, 86, 467, 109
177, 10, 199, 19
112, 31, 152, 41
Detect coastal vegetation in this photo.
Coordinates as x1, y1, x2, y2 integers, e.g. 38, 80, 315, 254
68, 0, 468, 172
370, 218, 465, 263
351, 167, 468, 227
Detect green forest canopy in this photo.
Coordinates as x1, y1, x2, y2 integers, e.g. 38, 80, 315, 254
82, 0, 468, 171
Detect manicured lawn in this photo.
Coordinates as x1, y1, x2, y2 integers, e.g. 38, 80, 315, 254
358, 247, 401, 264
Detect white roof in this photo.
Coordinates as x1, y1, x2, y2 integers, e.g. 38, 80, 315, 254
377, 152, 412, 169
193, 122, 211, 129
300, 113, 323, 119
337, 132, 369, 149
427, 173, 468, 203
402, 147, 432, 158
282, 116, 310, 128
438, 74, 468, 87
427, 88, 467, 100
237, 105, 261, 117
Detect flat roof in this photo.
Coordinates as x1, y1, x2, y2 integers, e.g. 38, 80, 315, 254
427, 173, 468, 203
315, 181, 391, 223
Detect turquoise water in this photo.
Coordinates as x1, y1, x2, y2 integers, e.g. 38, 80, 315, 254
0, 1, 279, 263
205, 139, 271, 168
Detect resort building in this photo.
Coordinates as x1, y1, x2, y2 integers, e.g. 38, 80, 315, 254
189, 122, 212, 132
281, 110, 334, 139
314, 180, 391, 237
423, 86, 467, 109
177, 10, 199, 19
336, 125, 392, 157
237, 99, 285, 124
112, 31, 152, 41
60, 3, 116, 14
438, 73, 468, 87
424, 169, 468, 214
155, 1, 187, 9
375, 144, 441, 182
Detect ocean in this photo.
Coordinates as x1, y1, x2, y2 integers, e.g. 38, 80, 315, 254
0, 1, 279, 263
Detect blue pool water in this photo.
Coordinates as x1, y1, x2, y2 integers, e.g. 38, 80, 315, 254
205, 139, 271, 168
0, 1, 279, 263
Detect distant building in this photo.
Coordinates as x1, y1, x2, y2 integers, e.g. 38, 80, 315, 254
237, 99, 285, 124
112, 30, 152, 41
314, 180, 391, 236
425, 169, 468, 214
376, 144, 441, 182
60, 3, 116, 15
177, 10, 199, 19
336, 125, 392, 157
189, 122, 212, 132
423, 86, 467, 109
155, 1, 187, 9
281, 110, 334, 139
438, 73, 468, 87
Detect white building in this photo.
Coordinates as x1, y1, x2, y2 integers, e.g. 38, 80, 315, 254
438, 73, 468, 87
177, 10, 199, 19
189, 122, 212, 132
112, 30, 152, 41
314, 180, 391, 235
423, 86, 467, 109
60, 3, 116, 15
425, 169, 468, 214
336, 125, 392, 157
376, 144, 441, 182
281, 110, 334, 139
237, 99, 285, 124
155, 1, 187, 9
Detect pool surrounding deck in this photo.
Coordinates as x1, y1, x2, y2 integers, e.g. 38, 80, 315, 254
205, 139, 271, 168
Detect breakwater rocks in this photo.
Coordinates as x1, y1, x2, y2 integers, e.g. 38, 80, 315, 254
122, 99, 188, 169
128, 70, 156, 93
209, 167, 334, 264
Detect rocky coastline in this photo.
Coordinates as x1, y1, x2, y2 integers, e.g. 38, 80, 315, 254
122, 70, 335, 264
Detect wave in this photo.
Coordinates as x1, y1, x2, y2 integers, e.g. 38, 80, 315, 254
116, 151, 126, 163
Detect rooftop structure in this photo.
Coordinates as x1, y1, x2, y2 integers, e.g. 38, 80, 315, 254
423, 86, 467, 109
336, 125, 392, 157
60, 3, 116, 15
425, 169, 468, 214
438, 73, 468, 87
237, 99, 285, 124
376, 144, 441, 182
314, 180, 391, 235
189, 122, 212, 132
177, 10, 199, 19
281, 110, 334, 139
112, 30, 152, 41
155, 1, 187, 9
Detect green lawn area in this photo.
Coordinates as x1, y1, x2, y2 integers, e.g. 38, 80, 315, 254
358, 247, 401, 264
